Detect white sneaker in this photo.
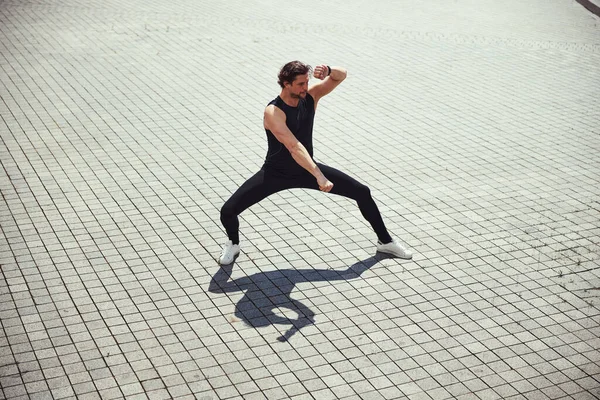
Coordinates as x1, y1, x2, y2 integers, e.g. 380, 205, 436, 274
377, 239, 413, 259
219, 240, 240, 265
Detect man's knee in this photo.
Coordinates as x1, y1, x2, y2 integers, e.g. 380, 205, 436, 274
220, 200, 237, 221
355, 183, 371, 200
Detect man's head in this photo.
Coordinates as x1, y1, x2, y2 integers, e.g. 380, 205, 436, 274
278, 61, 312, 99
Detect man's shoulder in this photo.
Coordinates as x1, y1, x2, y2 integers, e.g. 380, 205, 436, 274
265, 96, 284, 111
264, 103, 286, 119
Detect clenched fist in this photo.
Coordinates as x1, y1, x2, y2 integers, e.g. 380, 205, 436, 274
313, 65, 330, 80
317, 175, 334, 192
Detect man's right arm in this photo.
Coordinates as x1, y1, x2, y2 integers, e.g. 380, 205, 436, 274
264, 105, 333, 192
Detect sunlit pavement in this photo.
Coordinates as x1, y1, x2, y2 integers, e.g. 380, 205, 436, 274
1, 1, 599, 399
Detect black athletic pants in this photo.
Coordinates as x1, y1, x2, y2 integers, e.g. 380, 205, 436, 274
220, 163, 393, 245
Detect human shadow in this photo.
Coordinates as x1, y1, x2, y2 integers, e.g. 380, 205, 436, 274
208, 256, 381, 342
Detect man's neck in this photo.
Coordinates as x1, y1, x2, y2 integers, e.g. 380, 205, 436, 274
279, 91, 300, 107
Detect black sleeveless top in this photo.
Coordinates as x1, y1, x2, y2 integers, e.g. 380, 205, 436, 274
263, 93, 315, 176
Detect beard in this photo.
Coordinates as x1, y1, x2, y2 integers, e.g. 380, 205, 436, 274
291, 91, 307, 99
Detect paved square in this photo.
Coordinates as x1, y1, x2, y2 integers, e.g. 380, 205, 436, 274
1, 0, 599, 399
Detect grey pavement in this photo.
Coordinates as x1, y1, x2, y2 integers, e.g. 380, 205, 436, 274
1, 0, 600, 399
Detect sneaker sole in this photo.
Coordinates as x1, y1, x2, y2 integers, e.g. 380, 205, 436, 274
377, 249, 413, 260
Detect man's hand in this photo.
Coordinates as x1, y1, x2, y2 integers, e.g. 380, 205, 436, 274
313, 65, 330, 80
317, 175, 334, 192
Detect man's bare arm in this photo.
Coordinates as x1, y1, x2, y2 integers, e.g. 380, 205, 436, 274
264, 105, 333, 192
308, 65, 347, 105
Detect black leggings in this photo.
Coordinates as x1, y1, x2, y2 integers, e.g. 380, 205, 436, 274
220, 163, 392, 245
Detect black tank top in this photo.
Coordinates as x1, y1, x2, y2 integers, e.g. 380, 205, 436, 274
263, 93, 315, 176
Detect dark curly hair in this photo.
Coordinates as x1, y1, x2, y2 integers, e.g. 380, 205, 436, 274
277, 61, 312, 88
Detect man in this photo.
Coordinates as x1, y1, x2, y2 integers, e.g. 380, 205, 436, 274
218, 61, 412, 265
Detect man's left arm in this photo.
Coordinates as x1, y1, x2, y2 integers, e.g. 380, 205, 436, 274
308, 64, 347, 105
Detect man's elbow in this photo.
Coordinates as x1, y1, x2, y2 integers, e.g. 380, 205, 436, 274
334, 68, 348, 82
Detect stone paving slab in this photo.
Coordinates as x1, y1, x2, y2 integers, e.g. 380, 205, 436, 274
1, 0, 599, 399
